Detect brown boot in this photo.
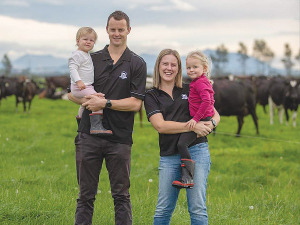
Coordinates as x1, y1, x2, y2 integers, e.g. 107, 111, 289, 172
172, 159, 195, 189
89, 113, 113, 136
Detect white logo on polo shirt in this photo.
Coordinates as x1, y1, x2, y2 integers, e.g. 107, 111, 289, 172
119, 71, 128, 79
181, 94, 188, 100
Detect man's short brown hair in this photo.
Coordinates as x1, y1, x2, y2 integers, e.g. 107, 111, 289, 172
107, 10, 130, 29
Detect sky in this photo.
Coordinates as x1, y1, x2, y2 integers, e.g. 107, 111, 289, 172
0, 0, 299, 69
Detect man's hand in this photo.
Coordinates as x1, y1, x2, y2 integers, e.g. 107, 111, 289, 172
185, 119, 197, 130
76, 80, 86, 90
82, 95, 106, 111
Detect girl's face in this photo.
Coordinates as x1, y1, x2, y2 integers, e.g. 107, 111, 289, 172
186, 57, 207, 80
159, 54, 179, 84
77, 33, 96, 53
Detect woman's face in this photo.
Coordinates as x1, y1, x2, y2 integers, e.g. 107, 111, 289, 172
159, 54, 179, 84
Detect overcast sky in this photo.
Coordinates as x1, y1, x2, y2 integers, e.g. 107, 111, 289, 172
0, 0, 299, 69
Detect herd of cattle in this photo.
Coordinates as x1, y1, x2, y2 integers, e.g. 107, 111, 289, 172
0, 75, 299, 136
211, 75, 300, 136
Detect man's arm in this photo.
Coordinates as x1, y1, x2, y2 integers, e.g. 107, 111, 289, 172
67, 92, 87, 105
82, 95, 142, 112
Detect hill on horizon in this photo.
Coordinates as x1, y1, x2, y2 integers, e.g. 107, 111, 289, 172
2, 49, 298, 77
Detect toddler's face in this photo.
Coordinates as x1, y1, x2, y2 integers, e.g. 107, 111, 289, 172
186, 57, 206, 80
77, 33, 96, 53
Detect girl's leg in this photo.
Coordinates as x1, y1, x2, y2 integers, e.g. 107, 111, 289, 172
153, 154, 181, 225
71, 84, 102, 114
177, 132, 197, 159
172, 132, 197, 189
186, 142, 211, 225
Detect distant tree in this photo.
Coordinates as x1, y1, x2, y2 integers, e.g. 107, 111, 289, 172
263, 46, 275, 76
1, 54, 12, 77
253, 40, 266, 74
253, 39, 275, 75
237, 42, 249, 75
281, 43, 294, 77
210, 44, 228, 77
295, 49, 300, 75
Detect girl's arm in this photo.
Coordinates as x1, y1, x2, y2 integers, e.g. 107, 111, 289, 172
149, 113, 211, 136
191, 82, 214, 122
69, 53, 83, 84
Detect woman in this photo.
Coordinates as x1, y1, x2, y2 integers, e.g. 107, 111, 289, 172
144, 49, 220, 225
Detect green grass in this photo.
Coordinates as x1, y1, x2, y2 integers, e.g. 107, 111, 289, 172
0, 96, 299, 224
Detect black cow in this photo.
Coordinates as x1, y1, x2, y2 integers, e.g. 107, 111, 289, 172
213, 79, 259, 136
39, 76, 70, 99
15, 78, 37, 113
0, 76, 18, 106
268, 77, 299, 127
255, 76, 270, 113
46, 76, 70, 90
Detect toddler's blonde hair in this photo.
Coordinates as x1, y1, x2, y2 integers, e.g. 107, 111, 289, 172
186, 50, 213, 84
76, 27, 98, 45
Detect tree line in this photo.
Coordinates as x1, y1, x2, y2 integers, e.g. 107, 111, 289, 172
210, 40, 300, 77
1, 41, 300, 77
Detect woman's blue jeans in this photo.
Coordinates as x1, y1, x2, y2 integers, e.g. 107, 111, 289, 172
153, 142, 211, 225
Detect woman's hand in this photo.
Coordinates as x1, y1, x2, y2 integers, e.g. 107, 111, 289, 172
192, 122, 212, 137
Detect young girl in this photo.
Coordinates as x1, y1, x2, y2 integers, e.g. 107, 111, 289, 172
69, 27, 112, 135
172, 50, 216, 189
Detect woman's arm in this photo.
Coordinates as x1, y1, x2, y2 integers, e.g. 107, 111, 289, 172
149, 113, 212, 135
201, 107, 221, 130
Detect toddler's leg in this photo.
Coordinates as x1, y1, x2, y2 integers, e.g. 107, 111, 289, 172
172, 132, 197, 189
177, 132, 197, 159
80, 85, 113, 136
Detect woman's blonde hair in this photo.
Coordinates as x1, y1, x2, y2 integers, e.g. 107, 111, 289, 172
76, 27, 98, 45
186, 50, 213, 84
153, 49, 182, 89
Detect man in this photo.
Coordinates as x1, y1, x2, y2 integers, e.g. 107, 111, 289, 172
69, 11, 147, 225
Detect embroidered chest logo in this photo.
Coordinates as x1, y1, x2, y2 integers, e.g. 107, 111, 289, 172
181, 94, 188, 100
119, 71, 128, 79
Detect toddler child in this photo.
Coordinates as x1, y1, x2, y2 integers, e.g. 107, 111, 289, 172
172, 50, 215, 189
69, 27, 112, 135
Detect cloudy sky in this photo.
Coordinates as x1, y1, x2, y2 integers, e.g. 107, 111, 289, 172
0, 0, 299, 69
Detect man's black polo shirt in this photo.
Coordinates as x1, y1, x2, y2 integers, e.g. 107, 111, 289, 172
144, 84, 207, 156
79, 45, 147, 145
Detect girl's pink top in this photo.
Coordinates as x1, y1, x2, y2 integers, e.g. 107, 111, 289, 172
188, 74, 215, 122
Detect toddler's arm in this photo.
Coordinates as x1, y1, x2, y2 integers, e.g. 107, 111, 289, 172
186, 119, 197, 130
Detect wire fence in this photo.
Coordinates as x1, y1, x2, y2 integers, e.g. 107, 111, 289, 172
134, 121, 300, 145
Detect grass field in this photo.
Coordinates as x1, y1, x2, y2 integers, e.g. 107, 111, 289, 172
0, 96, 299, 225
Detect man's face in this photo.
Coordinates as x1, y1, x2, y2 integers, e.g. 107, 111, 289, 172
106, 18, 131, 48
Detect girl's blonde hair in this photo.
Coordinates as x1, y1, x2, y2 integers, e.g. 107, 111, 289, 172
153, 49, 182, 89
186, 50, 213, 84
76, 27, 98, 45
